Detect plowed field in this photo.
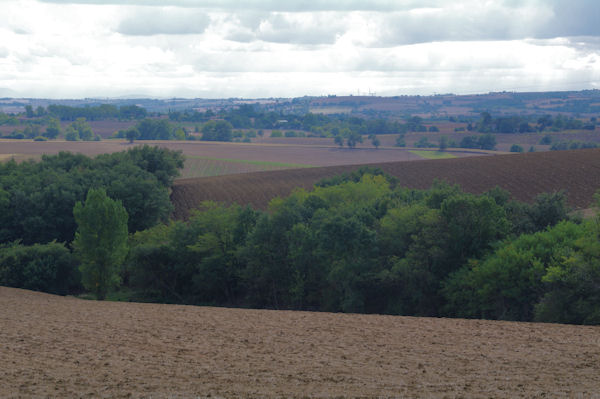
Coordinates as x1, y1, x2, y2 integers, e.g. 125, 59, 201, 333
172, 148, 600, 218
0, 139, 484, 178
2, 287, 599, 398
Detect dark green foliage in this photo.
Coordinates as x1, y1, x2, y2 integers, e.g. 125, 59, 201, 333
73, 188, 128, 300
505, 191, 570, 235
125, 127, 140, 143
0, 241, 81, 295
43, 118, 61, 139
438, 136, 448, 151
0, 146, 183, 245
346, 131, 363, 148
47, 104, 147, 121
68, 118, 95, 141
201, 120, 233, 141
315, 166, 398, 188
510, 144, 524, 152
414, 137, 436, 148
458, 134, 496, 150
128, 203, 258, 304
550, 141, 598, 151
123, 168, 600, 324
136, 118, 174, 140
539, 134, 553, 145
442, 221, 586, 321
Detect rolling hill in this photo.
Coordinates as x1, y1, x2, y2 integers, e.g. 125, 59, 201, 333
171, 148, 600, 218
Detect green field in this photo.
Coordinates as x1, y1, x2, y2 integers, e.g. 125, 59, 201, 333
180, 156, 314, 179
410, 150, 457, 160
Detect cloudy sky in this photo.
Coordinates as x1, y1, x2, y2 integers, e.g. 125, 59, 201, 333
1, 0, 600, 98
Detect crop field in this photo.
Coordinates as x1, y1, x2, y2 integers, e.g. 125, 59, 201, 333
0, 139, 484, 178
2, 287, 599, 398
180, 156, 313, 178
171, 148, 600, 218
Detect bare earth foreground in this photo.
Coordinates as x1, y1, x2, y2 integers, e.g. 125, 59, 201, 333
2, 287, 599, 398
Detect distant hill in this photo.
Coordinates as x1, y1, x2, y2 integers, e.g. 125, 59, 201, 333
3, 89, 600, 116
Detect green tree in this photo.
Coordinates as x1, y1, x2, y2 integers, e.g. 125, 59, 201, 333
510, 144, 524, 153
73, 188, 128, 300
64, 126, 79, 141
125, 127, 140, 143
439, 136, 449, 151
70, 118, 94, 141
44, 118, 61, 139
346, 131, 363, 148
370, 135, 381, 149
25, 105, 34, 118
201, 120, 233, 141
334, 135, 344, 147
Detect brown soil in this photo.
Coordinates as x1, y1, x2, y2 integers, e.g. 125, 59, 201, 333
171, 148, 600, 218
0, 139, 480, 168
2, 287, 599, 398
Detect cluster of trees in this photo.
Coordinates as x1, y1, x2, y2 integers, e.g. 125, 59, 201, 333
550, 141, 598, 151
1, 115, 99, 141
411, 134, 497, 151
471, 112, 596, 134
2, 159, 600, 325
170, 104, 421, 138
112, 169, 596, 325
0, 146, 184, 245
114, 118, 187, 141
44, 104, 147, 121
64, 118, 99, 141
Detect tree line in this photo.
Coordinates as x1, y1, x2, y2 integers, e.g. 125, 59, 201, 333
4, 157, 599, 325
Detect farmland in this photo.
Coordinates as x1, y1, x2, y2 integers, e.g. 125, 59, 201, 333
2, 287, 599, 398
171, 148, 600, 218
0, 139, 484, 179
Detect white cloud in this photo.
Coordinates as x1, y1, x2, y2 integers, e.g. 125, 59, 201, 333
1, 0, 599, 98
117, 8, 210, 36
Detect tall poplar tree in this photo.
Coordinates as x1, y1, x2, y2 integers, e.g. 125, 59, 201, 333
73, 188, 128, 300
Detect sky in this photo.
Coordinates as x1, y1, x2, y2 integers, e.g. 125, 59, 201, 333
1, 0, 600, 99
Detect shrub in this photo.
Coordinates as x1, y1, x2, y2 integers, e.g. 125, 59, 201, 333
510, 144, 524, 153
414, 137, 436, 148
0, 242, 81, 295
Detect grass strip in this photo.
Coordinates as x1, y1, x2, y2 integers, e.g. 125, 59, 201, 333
410, 150, 457, 160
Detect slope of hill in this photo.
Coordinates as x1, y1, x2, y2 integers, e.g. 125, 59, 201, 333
172, 148, 600, 218
1, 286, 598, 398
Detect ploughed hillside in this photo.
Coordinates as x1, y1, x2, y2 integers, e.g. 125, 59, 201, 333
2, 286, 599, 398
172, 148, 600, 218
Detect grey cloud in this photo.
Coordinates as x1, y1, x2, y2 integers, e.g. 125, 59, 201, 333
255, 14, 342, 45
375, 5, 550, 46
536, 0, 600, 38
375, 1, 600, 46
37, 0, 423, 12
117, 9, 210, 35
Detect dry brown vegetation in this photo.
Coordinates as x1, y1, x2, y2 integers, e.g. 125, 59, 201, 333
172, 148, 600, 218
2, 287, 599, 398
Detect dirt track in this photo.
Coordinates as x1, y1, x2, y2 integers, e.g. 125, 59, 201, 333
2, 287, 599, 398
